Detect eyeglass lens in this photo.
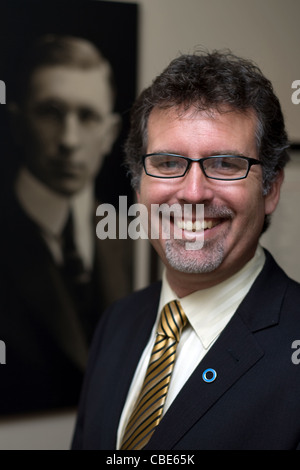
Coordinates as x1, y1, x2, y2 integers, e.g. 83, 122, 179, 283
145, 154, 250, 180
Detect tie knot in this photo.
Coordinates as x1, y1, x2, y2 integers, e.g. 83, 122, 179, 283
157, 300, 187, 342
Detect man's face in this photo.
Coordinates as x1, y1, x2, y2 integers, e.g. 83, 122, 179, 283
16, 65, 119, 195
137, 106, 282, 292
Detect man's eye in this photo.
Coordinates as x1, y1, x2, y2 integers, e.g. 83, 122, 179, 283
78, 108, 102, 124
219, 160, 236, 169
34, 104, 64, 120
160, 160, 180, 169
210, 158, 240, 170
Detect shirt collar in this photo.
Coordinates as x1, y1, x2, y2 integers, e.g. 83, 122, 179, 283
159, 245, 266, 349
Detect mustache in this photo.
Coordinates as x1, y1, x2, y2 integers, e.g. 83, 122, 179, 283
203, 205, 234, 219
156, 203, 234, 220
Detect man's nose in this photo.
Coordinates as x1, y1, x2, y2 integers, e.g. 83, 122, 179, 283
59, 114, 81, 151
176, 160, 214, 203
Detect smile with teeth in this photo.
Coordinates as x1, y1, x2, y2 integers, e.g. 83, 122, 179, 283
176, 219, 220, 232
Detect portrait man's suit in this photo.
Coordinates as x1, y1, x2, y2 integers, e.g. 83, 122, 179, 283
72, 250, 300, 450
0, 189, 132, 414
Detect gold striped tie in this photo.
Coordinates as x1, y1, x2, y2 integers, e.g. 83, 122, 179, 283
120, 300, 187, 450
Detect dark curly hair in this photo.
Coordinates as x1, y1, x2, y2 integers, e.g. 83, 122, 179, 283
125, 50, 289, 199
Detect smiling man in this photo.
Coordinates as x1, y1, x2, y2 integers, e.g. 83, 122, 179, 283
72, 51, 300, 450
139, 106, 281, 296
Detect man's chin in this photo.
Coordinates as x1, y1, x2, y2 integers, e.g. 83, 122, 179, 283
48, 177, 87, 197
164, 238, 225, 274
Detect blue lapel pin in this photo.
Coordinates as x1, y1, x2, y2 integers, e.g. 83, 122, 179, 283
202, 368, 217, 383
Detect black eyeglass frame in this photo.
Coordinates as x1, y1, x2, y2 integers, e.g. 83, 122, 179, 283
142, 153, 262, 181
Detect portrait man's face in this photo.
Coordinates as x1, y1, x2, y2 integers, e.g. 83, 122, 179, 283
14, 65, 119, 196
137, 106, 283, 288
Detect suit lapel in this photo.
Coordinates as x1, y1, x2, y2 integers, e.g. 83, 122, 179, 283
4, 195, 88, 369
145, 312, 264, 449
108, 284, 162, 447
145, 251, 287, 450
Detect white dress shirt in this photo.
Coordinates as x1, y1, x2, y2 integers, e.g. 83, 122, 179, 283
14, 166, 95, 270
117, 245, 266, 448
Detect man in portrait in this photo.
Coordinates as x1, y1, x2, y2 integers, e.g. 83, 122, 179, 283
0, 35, 132, 414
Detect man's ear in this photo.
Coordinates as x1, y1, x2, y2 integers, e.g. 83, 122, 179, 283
264, 169, 284, 216
102, 112, 121, 155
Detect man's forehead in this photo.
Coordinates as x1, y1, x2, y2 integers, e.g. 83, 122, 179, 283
148, 104, 257, 124
146, 105, 258, 158
26, 64, 113, 109
147, 105, 258, 141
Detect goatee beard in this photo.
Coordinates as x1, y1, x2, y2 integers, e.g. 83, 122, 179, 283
163, 204, 233, 274
165, 237, 226, 274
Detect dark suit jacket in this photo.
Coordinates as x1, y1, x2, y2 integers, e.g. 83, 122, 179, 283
72, 250, 300, 450
0, 191, 132, 414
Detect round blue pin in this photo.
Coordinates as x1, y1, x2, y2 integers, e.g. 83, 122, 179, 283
202, 368, 217, 383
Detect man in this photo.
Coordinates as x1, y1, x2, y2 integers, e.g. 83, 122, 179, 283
0, 35, 132, 414
72, 51, 300, 450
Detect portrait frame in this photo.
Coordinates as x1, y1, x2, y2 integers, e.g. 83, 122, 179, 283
0, 0, 138, 415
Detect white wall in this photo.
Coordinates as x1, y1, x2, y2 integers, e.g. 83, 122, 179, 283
1, 0, 299, 450
115, 0, 300, 141
261, 150, 300, 282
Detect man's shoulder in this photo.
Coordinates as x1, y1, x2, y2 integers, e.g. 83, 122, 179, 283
259, 249, 300, 323
109, 281, 162, 313
91, 281, 162, 349
100, 281, 162, 328
261, 249, 300, 287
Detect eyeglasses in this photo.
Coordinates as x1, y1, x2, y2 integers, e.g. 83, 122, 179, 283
142, 153, 262, 181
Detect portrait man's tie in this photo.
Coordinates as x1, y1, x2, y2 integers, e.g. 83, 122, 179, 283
61, 210, 96, 340
120, 299, 188, 450
62, 210, 86, 283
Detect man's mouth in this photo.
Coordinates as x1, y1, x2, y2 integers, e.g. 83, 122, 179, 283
50, 160, 85, 176
176, 219, 221, 232
155, 204, 233, 242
